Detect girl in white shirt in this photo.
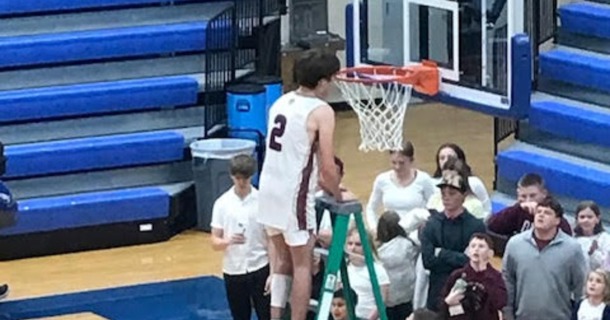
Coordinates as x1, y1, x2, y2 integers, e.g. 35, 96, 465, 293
377, 211, 419, 320
572, 268, 610, 320
346, 227, 390, 320
210, 155, 270, 320
574, 201, 610, 271
431, 143, 491, 215
366, 141, 436, 230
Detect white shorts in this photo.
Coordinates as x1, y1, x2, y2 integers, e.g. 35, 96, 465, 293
266, 226, 313, 247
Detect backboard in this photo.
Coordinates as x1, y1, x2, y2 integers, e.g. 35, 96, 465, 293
345, 0, 532, 118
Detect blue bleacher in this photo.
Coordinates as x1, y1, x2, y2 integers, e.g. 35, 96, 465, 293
496, 142, 610, 208
5, 131, 185, 179
0, 76, 198, 123
560, 2, 610, 39
0, 0, 255, 259
0, 2, 234, 69
540, 47, 610, 94
0, 187, 169, 236
0, 23, 212, 68
2, 0, 172, 15
529, 99, 610, 148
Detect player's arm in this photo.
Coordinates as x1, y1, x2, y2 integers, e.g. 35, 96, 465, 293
313, 104, 342, 201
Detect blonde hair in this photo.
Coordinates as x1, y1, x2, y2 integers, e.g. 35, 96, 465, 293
347, 226, 379, 260
587, 269, 610, 303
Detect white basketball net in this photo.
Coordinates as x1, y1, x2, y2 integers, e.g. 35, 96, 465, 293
335, 79, 413, 152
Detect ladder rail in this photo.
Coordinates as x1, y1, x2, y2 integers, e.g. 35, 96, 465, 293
314, 195, 388, 320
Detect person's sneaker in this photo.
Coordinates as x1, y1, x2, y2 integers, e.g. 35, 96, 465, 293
0, 284, 8, 300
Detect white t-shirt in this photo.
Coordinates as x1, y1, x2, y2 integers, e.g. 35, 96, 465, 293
210, 187, 269, 275
347, 262, 391, 319
366, 170, 436, 229
577, 298, 606, 320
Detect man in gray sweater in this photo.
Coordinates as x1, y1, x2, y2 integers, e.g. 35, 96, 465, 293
502, 196, 586, 320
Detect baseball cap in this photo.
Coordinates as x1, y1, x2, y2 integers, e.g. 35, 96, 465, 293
437, 170, 468, 193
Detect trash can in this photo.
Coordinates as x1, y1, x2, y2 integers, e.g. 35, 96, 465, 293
245, 75, 284, 118
190, 138, 257, 232
226, 84, 267, 142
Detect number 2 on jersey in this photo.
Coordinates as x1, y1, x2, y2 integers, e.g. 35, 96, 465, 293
269, 114, 287, 151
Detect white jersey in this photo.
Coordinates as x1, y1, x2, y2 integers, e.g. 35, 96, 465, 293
257, 91, 323, 232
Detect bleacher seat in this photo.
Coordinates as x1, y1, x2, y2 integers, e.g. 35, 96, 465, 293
0, 187, 169, 236
496, 142, 610, 207
0, 76, 198, 123
5, 131, 185, 178
530, 99, 610, 148
560, 2, 610, 39
0, 3, 233, 68
540, 47, 610, 94
2, 0, 176, 15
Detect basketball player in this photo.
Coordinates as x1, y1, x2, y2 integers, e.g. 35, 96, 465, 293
257, 49, 344, 320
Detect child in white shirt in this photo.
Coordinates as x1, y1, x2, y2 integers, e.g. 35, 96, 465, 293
574, 201, 610, 271
572, 269, 610, 320
346, 226, 390, 320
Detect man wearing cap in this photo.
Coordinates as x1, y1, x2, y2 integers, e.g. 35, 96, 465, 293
421, 169, 486, 311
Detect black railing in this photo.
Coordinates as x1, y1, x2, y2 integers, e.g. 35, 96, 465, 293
493, 117, 519, 189
525, 0, 558, 89
203, 0, 282, 138
203, 5, 237, 137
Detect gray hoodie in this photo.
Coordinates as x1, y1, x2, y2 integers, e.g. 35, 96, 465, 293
377, 235, 419, 307
502, 229, 587, 320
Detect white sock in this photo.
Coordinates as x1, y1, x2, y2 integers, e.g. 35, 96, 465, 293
270, 274, 293, 308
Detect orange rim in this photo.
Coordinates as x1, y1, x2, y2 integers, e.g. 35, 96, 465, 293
335, 60, 440, 96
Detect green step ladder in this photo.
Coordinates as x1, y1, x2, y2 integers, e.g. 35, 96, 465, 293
314, 195, 388, 320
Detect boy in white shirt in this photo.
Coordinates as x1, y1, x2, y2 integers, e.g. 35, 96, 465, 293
210, 154, 271, 320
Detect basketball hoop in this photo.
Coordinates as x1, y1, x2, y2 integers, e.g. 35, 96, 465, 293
334, 61, 440, 152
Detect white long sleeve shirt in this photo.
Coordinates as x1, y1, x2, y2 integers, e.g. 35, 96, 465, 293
366, 170, 436, 229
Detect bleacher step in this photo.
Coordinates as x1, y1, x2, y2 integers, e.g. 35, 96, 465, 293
529, 93, 610, 148
6, 161, 192, 200
4, 127, 204, 179
538, 46, 610, 108
496, 142, 610, 208
0, 2, 230, 37
559, 1, 610, 40
0, 2, 233, 68
0, 106, 206, 145
0, 54, 207, 92
2, 0, 189, 16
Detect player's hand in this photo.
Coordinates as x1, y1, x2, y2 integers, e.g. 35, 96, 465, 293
229, 234, 246, 245
520, 201, 538, 215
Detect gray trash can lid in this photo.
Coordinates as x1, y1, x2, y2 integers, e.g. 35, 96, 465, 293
190, 138, 257, 160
